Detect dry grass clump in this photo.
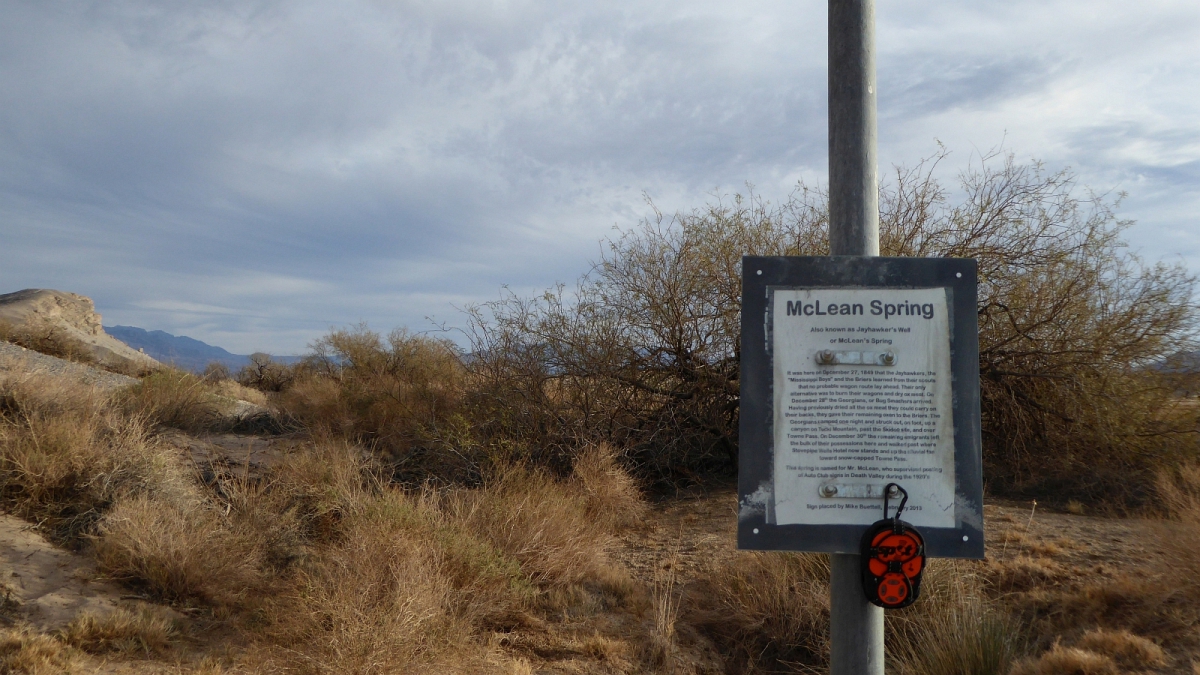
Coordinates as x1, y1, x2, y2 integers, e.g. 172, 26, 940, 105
1009, 644, 1118, 675
118, 368, 230, 432
453, 463, 615, 588
889, 560, 1026, 675
93, 495, 265, 607
685, 551, 830, 673
59, 606, 177, 656
207, 376, 269, 408
1158, 463, 1200, 593
225, 440, 371, 573
1074, 628, 1167, 670
0, 371, 195, 545
261, 489, 524, 673
684, 555, 1024, 675
643, 553, 684, 671
1009, 629, 1165, 675
570, 443, 647, 532
982, 556, 1071, 595
241, 440, 644, 673
0, 626, 79, 674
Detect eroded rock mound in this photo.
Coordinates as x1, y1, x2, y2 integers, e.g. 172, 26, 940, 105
0, 289, 160, 372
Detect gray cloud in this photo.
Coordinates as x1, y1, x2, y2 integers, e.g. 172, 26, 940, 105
1, 0, 1198, 353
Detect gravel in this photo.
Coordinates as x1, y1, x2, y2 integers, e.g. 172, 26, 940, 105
0, 340, 139, 391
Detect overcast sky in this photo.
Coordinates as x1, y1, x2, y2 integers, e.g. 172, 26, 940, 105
2, 1, 1198, 354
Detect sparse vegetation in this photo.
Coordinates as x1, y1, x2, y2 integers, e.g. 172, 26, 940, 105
1, 149, 1199, 672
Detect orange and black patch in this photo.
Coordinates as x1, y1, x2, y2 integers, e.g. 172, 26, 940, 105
860, 484, 926, 609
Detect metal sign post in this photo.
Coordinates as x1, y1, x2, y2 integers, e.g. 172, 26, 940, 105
828, 1, 881, 673
736, 4, 985, 675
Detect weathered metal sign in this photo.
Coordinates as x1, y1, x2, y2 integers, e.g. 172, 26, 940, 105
738, 257, 984, 558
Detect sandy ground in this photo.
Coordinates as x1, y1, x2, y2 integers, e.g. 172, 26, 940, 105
0, 513, 125, 629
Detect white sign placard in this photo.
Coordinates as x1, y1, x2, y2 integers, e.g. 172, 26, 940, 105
771, 287, 956, 528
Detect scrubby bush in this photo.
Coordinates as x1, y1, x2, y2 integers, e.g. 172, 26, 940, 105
274, 326, 474, 481
201, 362, 231, 383
466, 150, 1199, 502
235, 353, 295, 392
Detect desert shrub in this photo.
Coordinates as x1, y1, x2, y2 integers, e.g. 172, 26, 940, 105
0, 371, 195, 545
467, 150, 1198, 500
118, 368, 228, 432
236, 352, 296, 392
0, 318, 97, 365
201, 361, 231, 382
274, 326, 474, 481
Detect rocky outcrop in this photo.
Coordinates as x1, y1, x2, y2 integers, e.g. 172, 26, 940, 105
0, 289, 160, 372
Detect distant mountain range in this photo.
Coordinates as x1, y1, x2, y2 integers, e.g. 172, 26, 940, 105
105, 325, 301, 373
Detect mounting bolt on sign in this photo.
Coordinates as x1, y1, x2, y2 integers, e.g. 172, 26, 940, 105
860, 483, 926, 609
